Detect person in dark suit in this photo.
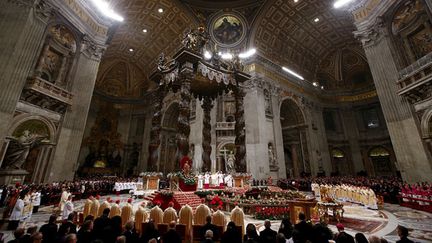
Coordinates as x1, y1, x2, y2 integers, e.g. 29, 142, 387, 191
141, 219, 160, 243
221, 221, 242, 243
201, 215, 219, 240
201, 230, 215, 243
294, 212, 313, 243
77, 220, 94, 243
39, 215, 58, 243
122, 221, 139, 243
334, 223, 354, 243
162, 221, 182, 243
244, 223, 259, 243
93, 208, 111, 240
396, 226, 414, 243
260, 220, 277, 243
60, 213, 77, 235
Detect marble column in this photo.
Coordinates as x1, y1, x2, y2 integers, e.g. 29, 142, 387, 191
139, 112, 153, 171
234, 87, 246, 172
272, 93, 287, 179
0, 1, 50, 143
48, 39, 105, 182
291, 144, 300, 177
201, 97, 213, 172
341, 108, 364, 173
176, 79, 191, 161
147, 88, 166, 171
356, 25, 432, 182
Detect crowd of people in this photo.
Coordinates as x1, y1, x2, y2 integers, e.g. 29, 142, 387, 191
278, 176, 431, 204
5, 211, 417, 243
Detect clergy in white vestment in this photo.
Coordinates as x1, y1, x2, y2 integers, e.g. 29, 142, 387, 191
204, 173, 210, 189
211, 173, 218, 186
198, 174, 204, 190
59, 187, 70, 212
225, 174, 233, 188
8, 195, 24, 230
62, 195, 74, 220
218, 172, 224, 187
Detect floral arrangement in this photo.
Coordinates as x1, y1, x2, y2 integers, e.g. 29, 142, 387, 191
140, 172, 163, 177
255, 206, 290, 220
194, 190, 224, 198
210, 195, 224, 208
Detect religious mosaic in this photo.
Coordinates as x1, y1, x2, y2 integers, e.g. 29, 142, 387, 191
211, 14, 245, 47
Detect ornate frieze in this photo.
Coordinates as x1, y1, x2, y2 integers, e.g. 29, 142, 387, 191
80, 35, 106, 60
20, 77, 73, 114
354, 17, 386, 48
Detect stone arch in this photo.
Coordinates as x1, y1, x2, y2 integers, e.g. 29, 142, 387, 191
3, 115, 57, 183
8, 114, 56, 143
159, 102, 180, 174
279, 97, 309, 178
421, 108, 432, 139
330, 147, 351, 176
368, 146, 393, 176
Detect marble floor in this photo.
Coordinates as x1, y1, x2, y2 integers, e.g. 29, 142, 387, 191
1, 194, 431, 243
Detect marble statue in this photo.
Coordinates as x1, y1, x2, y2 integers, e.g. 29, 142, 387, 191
226, 151, 235, 173
3, 130, 47, 169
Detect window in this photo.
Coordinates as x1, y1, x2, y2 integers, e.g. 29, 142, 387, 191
323, 111, 336, 131
363, 108, 380, 129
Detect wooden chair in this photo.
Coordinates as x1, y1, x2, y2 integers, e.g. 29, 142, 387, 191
157, 223, 168, 236
192, 225, 203, 242
176, 223, 187, 240
214, 225, 224, 241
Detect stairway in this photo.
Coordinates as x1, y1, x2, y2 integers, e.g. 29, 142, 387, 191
172, 192, 202, 210
144, 191, 159, 201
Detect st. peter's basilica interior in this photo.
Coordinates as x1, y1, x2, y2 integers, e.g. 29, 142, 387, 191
0, 0, 431, 242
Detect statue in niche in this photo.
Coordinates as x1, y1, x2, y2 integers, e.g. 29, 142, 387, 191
226, 151, 235, 173
3, 130, 47, 169
268, 143, 278, 171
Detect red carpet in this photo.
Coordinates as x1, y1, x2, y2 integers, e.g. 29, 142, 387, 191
329, 217, 385, 233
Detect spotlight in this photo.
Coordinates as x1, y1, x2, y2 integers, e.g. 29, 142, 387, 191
158, 8, 164, 13
239, 48, 257, 59
334, 0, 355, 9
204, 51, 212, 60
90, 0, 124, 22
129, 48, 134, 52
282, 67, 304, 80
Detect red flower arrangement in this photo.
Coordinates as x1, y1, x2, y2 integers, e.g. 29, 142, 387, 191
255, 206, 290, 220
210, 195, 224, 208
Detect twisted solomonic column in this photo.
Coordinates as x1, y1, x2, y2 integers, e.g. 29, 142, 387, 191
147, 86, 166, 171
201, 97, 213, 172
234, 87, 246, 172
177, 79, 192, 162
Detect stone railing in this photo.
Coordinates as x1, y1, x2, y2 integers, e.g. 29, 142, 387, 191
25, 77, 73, 105
216, 122, 235, 130
397, 53, 432, 103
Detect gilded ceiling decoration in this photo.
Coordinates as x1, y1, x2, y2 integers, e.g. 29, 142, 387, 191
317, 47, 374, 91
102, 0, 198, 73
96, 59, 152, 98
253, 0, 358, 80
96, 0, 366, 97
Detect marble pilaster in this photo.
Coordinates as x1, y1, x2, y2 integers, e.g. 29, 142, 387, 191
357, 25, 432, 182
0, 1, 50, 142
48, 45, 104, 182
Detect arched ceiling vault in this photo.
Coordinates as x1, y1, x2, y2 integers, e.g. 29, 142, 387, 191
96, 0, 366, 98
102, 0, 199, 74
252, 0, 359, 80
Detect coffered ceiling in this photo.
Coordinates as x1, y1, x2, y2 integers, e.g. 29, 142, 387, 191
96, 0, 363, 98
